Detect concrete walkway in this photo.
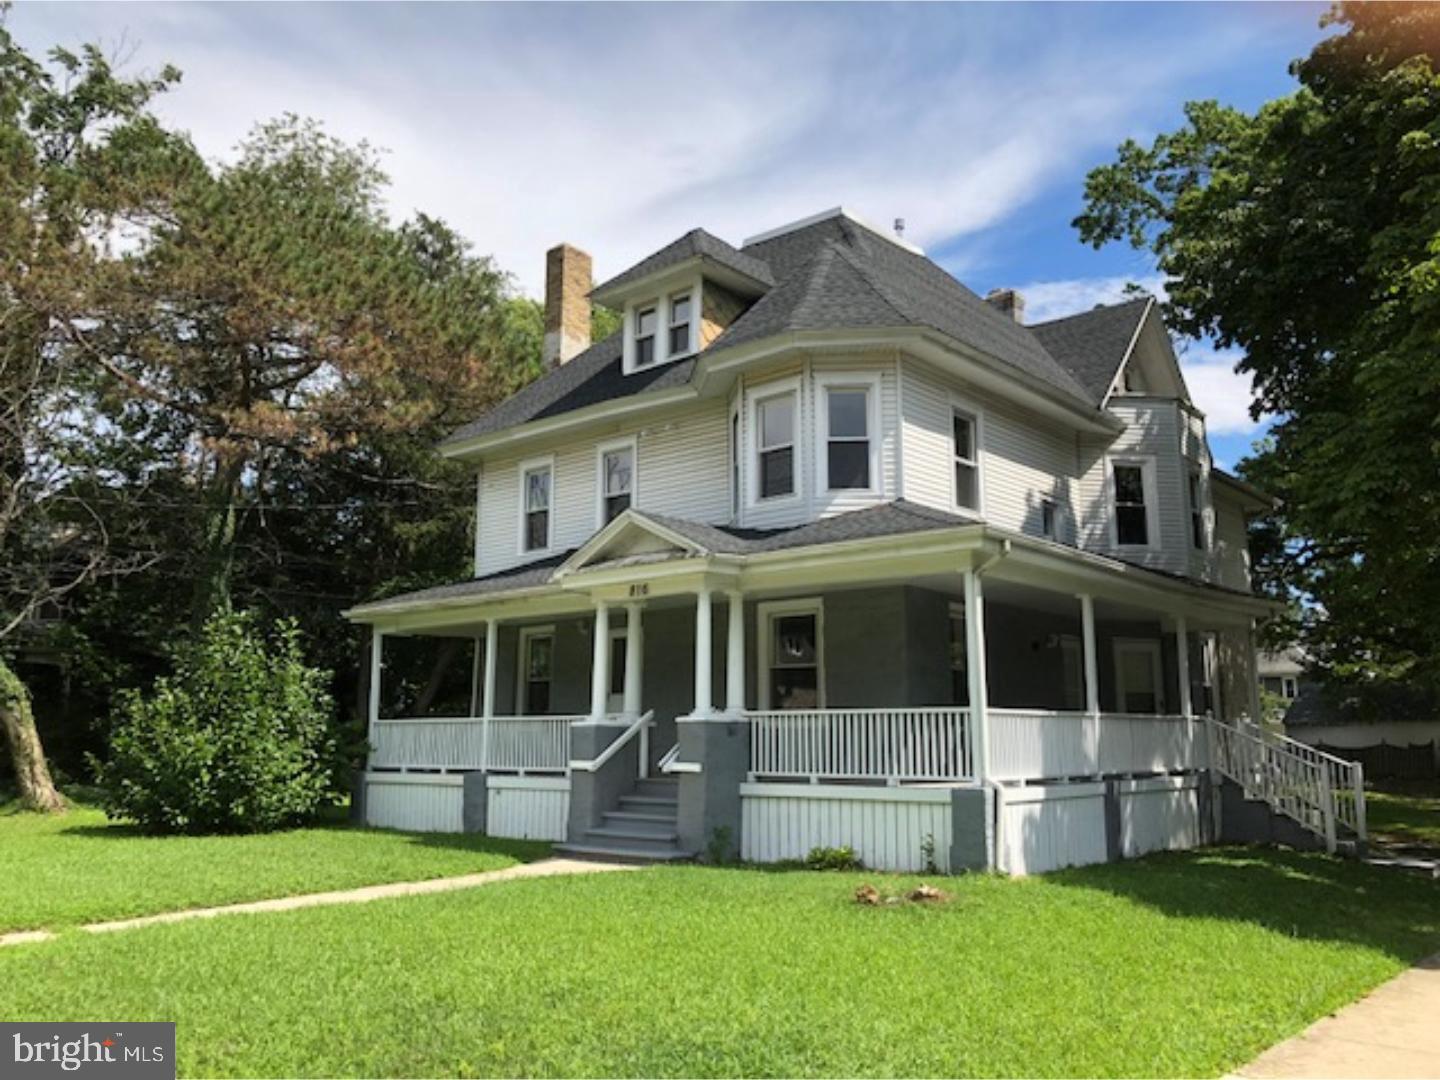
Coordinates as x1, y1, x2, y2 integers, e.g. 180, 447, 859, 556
1238, 952, 1440, 1079
0, 857, 635, 948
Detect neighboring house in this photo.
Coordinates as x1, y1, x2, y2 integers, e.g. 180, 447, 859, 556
347, 207, 1359, 873
1259, 648, 1306, 707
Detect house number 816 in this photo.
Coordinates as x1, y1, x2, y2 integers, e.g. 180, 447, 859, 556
628, 583, 649, 598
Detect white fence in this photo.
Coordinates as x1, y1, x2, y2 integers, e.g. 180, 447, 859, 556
747, 708, 974, 783
486, 775, 570, 841
740, 783, 954, 872
364, 772, 463, 833
369, 715, 582, 773
988, 710, 1205, 781
1209, 719, 1365, 849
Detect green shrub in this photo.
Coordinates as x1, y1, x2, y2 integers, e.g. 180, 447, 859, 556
804, 845, 863, 871
95, 611, 339, 834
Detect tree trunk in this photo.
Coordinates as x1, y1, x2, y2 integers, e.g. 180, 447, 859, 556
412, 638, 461, 716
0, 655, 66, 813
192, 456, 245, 624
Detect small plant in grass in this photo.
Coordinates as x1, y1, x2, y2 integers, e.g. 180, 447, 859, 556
920, 832, 939, 874
94, 610, 339, 834
705, 824, 735, 864
805, 845, 863, 871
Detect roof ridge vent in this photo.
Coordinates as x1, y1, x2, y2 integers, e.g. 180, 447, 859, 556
742, 206, 925, 255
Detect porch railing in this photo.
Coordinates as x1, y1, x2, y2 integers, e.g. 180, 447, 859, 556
986, 709, 1206, 781
369, 715, 585, 773
1208, 717, 1366, 851
746, 707, 974, 783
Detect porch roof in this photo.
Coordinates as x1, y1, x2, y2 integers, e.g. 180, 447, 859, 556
344, 501, 1273, 626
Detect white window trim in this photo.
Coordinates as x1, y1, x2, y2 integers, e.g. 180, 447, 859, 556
1039, 496, 1058, 540
747, 376, 803, 509
594, 435, 638, 529
950, 395, 986, 516
729, 400, 742, 522
756, 597, 825, 710
1107, 454, 1160, 551
516, 624, 556, 715
814, 371, 882, 498
621, 273, 702, 375
1113, 637, 1165, 715
517, 454, 556, 556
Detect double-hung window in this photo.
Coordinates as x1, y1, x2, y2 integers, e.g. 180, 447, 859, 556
757, 393, 796, 499
823, 386, 871, 490
1112, 461, 1151, 547
668, 292, 692, 356
1188, 467, 1206, 550
522, 462, 552, 552
599, 443, 634, 524
953, 409, 980, 511
760, 601, 823, 710
1040, 497, 1058, 540
634, 306, 657, 368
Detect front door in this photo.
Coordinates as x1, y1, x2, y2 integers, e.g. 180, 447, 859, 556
607, 629, 627, 714
1114, 639, 1163, 714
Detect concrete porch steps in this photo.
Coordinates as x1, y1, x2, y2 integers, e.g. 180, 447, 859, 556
556, 776, 693, 864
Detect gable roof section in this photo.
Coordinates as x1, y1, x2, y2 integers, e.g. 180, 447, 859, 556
591, 228, 774, 299
1029, 297, 1152, 404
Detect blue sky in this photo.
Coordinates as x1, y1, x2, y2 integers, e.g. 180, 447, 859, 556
14, 1, 1330, 468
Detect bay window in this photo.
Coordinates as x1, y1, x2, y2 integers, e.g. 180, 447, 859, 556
1112, 459, 1154, 547
823, 386, 871, 490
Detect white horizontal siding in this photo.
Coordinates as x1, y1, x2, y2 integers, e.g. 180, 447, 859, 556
1211, 493, 1251, 591
899, 357, 1079, 542
740, 782, 953, 872
1078, 399, 1189, 575
997, 782, 1107, 875
486, 775, 569, 841
364, 773, 464, 833
476, 401, 731, 576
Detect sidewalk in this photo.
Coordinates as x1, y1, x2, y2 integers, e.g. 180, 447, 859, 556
1238, 952, 1440, 1079
0, 857, 635, 947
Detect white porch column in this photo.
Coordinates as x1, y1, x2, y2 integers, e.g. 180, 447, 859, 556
590, 602, 612, 721
1079, 594, 1100, 717
622, 603, 644, 717
692, 587, 714, 717
1175, 616, 1193, 718
481, 620, 499, 719
469, 634, 483, 716
963, 568, 989, 780
367, 629, 384, 752
1246, 622, 1264, 725
481, 619, 498, 771
725, 591, 746, 714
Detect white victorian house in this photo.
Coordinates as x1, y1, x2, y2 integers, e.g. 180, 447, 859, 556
345, 208, 1366, 874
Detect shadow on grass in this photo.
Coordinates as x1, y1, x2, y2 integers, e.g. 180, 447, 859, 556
1047, 845, 1440, 963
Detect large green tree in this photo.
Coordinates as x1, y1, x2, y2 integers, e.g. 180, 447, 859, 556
1075, 2, 1440, 690
0, 13, 185, 810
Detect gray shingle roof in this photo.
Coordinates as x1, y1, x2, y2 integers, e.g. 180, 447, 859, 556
1029, 297, 1151, 404
352, 501, 975, 612
443, 212, 1122, 448
591, 228, 773, 298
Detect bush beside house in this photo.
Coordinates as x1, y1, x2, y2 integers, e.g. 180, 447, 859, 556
95, 611, 340, 833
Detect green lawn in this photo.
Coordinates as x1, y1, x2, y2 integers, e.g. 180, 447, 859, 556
1366, 781, 1440, 848
1, 847, 1436, 1078
0, 801, 549, 933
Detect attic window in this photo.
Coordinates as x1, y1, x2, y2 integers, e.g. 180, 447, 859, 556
634, 307, 658, 368
669, 292, 693, 355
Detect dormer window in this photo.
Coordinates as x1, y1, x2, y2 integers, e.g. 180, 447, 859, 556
669, 291, 693, 356
634, 306, 658, 368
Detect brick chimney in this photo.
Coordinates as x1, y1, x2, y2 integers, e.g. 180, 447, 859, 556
543, 243, 593, 367
985, 288, 1026, 325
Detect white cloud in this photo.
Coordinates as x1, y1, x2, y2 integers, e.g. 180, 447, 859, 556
1176, 343, 1266, 436
1014, 274, 1168, 324
8, 3, 1293, 296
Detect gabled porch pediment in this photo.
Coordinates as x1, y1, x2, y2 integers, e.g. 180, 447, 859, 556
554, 509, 711, 578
